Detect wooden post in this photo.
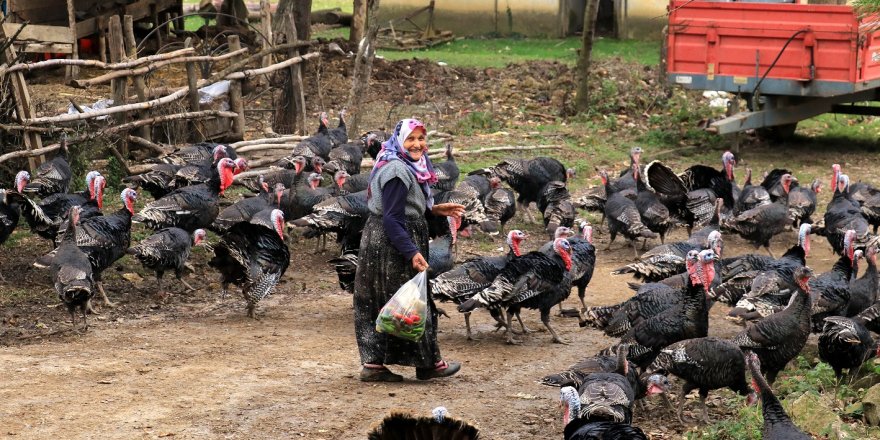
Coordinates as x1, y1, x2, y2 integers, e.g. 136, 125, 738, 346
184, 37, 204, 142
108, 15, 129, 158
124, 15, 151, 143
227, 35, 246, 141
97, 16, 108, 63
151, 4, 163, 48
0, 30, 43, 169
65, 0, 80, 82
288, 12, 307, 134
346, 0, 381, 136
260, 0, 273, 69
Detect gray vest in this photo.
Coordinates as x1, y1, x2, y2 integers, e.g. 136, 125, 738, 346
368, 160, 427, 218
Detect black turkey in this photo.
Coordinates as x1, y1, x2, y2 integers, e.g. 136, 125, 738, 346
23, 139, 72, 198
153, 142, 237, 166
849, 180, 880, 234
618, 249, 714, 369
746, 352, 811, 439
458, 238, 573, 344
236, 158, 305, 194
612, 230, 723, 282
292, 190, 369, 257
212, 181, 285, 232
427, 216, 459, 279
122, 163, 182, 199
482, 176, 516, 234
133, 158, 236, 232
847, 245, 879, 316
127, 228, 207, 297
0, 188, 21, 281
209, 208, 290, 318
823, 172, 873, 256
735, 168, 771, 215
559, 372, 637, 425
646, 337, 756, 423
471, 156, 569, 224
788, 178, 820, 228
818, 315, 879, 381
11, 170, 103, 245
537, 180, 577, 240
733, 266, 814, 384
542, 345, 643, 399
50, 207, 95, 331
327, 109, 348, 146
810, 232, 856, 331
433, 230, 527, 339
599, 169, 657, 258
722, 173, 793, 257
324, 140, 364, 177
431, 143, 459, 192
367, 407, 479, 440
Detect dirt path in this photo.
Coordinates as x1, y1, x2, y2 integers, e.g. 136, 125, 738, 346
0, 224, 839, 439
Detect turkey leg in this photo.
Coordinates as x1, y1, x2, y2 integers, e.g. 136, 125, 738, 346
504, 310, 522, 344
464, 312, 476, 340
97, 282, 116, 307
677, 383, 696, 424
541, 309, 569, 344
698, 391, 711, 424
514, 311, 532, 334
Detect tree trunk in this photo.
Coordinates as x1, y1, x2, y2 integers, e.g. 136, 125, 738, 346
346, 0, 381, 136
350, 0, 367, 43
575, 0, 601, 113
273, 0, 312, 41
273, 0, 312, 134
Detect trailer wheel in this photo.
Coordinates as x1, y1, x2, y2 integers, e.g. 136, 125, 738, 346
758, 123, 798, 141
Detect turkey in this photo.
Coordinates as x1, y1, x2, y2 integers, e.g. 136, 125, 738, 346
212, 181, 285, 232
208, 208, 290, 318
153, 142, 237, 166
634, 171, 673, 246
291, 190, 369, 256
713, 223, 810, 308
363, 130, 388, 160
279, 173, 338, 223
433, 230, 527, 339
733, 266, 814, 384
432, 188, 495, 235
745, 352, 811, 439
809, 232, 856, 331
0, 188, 21, 281
482, 176, 516, 234
599, 169, 657, 258
849, 180, 880, 233
643, 151, 737, 232
618, 249, 714, 369
23, 139, 72, 197
818, 315, 879, 381
457, 238, 573, 344
823, 173, 873, 256
646, 337, 756, 423
612, 230, 723, 282
133, 158, 236, 232
559, 372, 637, 425
172, 154, 246, 189
326, 109, 348, 146
537, 181, 577, 240
760, 169, 798, 203
50, 207, 95, 331
64, 188, 137, 307
10, 170, 103, 245
323, 140, 364, 177
735, 168, 771, 215
787, 178, 820, 228
431, 143, 459, 192
121, 163, 182, 199
541, 345, 642, 398
127, 228, 207, 297
560, 385, 648, 440
342, 172, 370, 194
471, 156, 569, 224
722, 173, 793, 257
847, 245, 879, 316
236, 157, 306, 193
52, 174, 108, 243
277, 114, 336, 166
366, 407, 479, 440
566, 222, 597, 315
427, 216, 460, 279
610, 146, 644, 194
855, 302, 880, 335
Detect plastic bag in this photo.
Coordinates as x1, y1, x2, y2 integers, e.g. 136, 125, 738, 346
375, 271, 428, 342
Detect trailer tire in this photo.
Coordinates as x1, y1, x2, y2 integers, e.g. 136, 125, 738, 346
758, 123, 798, 141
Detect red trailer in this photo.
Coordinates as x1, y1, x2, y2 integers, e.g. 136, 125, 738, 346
666, 0, 880, 136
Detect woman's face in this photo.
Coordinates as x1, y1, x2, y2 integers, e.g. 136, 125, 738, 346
403, 128, 427, 160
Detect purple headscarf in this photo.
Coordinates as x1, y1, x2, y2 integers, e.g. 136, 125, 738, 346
368, 118, 437, 207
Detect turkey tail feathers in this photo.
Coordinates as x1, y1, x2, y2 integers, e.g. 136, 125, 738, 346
367, 410, 480, 440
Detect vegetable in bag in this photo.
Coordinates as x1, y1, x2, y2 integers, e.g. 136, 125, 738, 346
376, 271, 428, 342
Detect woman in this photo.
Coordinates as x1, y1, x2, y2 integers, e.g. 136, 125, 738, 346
354, 118, 465, 382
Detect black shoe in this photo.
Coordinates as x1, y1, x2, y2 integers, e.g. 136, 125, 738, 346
359, 367, 404, 382
416, 361, 461, 380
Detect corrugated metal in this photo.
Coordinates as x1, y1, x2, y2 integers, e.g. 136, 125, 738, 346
378, 0, 568, 37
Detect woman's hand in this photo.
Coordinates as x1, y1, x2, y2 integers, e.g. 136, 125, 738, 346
432, 203, 465, 218
411, 252, 429, 272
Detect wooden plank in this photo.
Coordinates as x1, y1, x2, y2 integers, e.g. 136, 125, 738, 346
2, 23, 74, 44
18, 43, 74, 53
0, 23, 44, 168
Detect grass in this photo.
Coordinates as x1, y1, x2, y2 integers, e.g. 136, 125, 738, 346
377, 37, 659, 69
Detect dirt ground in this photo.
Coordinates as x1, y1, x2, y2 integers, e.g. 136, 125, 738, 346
0, 215, 843, 439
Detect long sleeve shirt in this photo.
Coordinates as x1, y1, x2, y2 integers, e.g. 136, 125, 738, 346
382, 177, 420, 260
